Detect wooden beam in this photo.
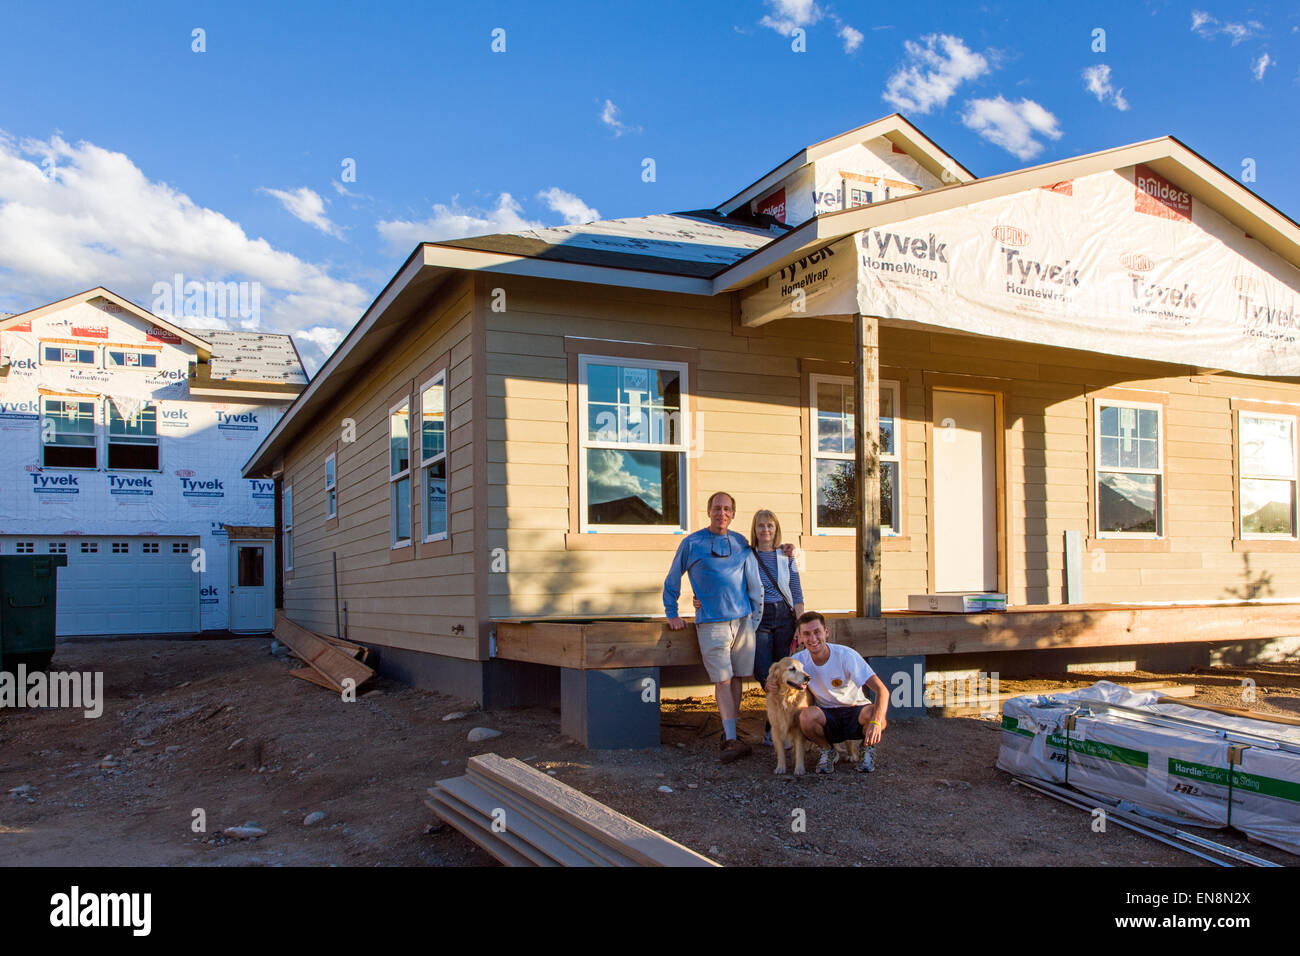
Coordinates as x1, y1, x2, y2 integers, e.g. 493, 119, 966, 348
274, 610, 373, 692
853, 312, 881, 618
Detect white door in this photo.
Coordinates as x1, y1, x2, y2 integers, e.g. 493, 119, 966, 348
1, 536, 200, 636
228, 539, 274, 633
932, 390, 999, 592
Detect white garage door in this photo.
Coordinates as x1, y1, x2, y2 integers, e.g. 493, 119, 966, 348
1, 536, 200, 636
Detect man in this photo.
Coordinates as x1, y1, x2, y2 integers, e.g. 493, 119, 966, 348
664, 491, 763, 763
769, 610, 888, 773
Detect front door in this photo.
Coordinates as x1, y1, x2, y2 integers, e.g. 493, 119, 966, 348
932, 389, 999, 592
229, 539, 274, 633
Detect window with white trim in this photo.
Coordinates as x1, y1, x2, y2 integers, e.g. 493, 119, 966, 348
81, 542, 98, 554
810, 375, 900, 534
172, 541, 187, 554
106, 348, 159, 369
389, 401, 411, 547
283, 484, 294, 570
42, 399, 97, 469
1095, 399, 1163, 536
41, 344, 98, 367
578, 355, 688, 532
112, 541, 129, 554
1239, 411, 1297, 538
49, 542, 67, 554
16, 541, 34, 553
107, 400, 159, 471
142, 541, 160, 553
419, 373, 448, 542
325, 452, 337, 519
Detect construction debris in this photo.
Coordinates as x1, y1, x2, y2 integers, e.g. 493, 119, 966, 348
426, 753, 720, 867
999, 681, 1300, 856
274, 611, 374, 695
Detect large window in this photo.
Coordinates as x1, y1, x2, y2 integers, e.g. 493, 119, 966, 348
325, 452, 337, 519
107, 401, 159, 470
419, 373, 448, 542
810, 375, 900, 534
389, 400, 411, 547
106, 348, 159, 369
578, 356, 688, 532
42, 399, 97, 468
41, 344, 97, 367
1239, 411, 1297, 538
1095, 399, 1163, 536
283, 484, 293, 571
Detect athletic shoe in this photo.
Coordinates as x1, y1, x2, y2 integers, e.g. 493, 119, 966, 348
815, 748, 839, 774
856, 746, 876, 774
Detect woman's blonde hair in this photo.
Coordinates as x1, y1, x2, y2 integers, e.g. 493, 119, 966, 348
750, 509, 782, 548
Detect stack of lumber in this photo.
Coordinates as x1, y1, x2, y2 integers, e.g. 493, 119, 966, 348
274, 611, 374, 694
426, 753, 719, 867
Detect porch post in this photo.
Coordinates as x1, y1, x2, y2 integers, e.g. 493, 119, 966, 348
853, 312, 881, 618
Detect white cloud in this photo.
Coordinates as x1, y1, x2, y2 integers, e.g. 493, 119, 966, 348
1081, 64, 1129, 111
293, 324, 345, 360
882, 34, 991, 114
961, 96, 1063, 160
759, 0, 822, 35
376, 193, 541, 251
1252, 52, 1274, 79
0, 132, 371, 374
1191, 10, 1263, 44
537, 187, 599, 225
260, 185, 344, 239
599, 99, 641, 137
838, 24, 864, 53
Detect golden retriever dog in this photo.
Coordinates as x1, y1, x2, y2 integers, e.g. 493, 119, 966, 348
766, 657, 813, 775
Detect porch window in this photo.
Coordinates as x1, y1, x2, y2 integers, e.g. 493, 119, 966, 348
1239, 411, 1297, 537
1095, 400, 1163, 536
107, 401, 159, 470
42, 399, 97, 469
325, 452, 337, 519
283, 484, 293, 570
419, 372, 448, 542
578, 355, 688, 532
41, 345, 98, 367
810, 375, 900, 534
389, 400, 411, 547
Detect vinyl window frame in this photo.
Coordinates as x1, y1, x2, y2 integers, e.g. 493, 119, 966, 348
283, 484, 294, 571
40, 344, 99, 367
808, 373, 901, 537
324, 452, 337, 520
418, 370, 449, 544
1093, 396, 1165, 540
41, 397, 99, 469
389, 398, 412, 549
1236, 407, 1299, 541
105, 348, 160, 370
106, 399, 160, 472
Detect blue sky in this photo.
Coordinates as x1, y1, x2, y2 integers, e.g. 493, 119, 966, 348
2, 0, 1297, 371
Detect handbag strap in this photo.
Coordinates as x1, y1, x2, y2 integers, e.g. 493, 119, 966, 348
753, 550, 796, 616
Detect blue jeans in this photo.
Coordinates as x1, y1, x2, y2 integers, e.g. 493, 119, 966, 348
754, 602, 796, 686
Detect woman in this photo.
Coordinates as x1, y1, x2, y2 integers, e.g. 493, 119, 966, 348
747, 510, 804, 741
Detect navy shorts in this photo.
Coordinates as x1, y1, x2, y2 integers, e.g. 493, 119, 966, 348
820, 705, 868, 744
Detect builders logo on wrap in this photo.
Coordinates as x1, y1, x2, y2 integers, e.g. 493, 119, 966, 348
146, 326, 182, 345
859, 227, 949, 285
757, 188, 786, 224
216, 411, 258, 434
1134, 164, 1192, 223
109, 474, 154, 497
31, 473, 79, 495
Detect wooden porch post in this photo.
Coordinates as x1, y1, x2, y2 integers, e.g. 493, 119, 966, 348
853, 312, 881, 618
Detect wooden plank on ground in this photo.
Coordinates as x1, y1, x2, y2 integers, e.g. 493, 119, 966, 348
437, 777, 594, 867
468, 773, 635, 866
289, 667, 337, 692
275, 610, 374, 692
427, 791, 536, 867
467, 753, 719, 867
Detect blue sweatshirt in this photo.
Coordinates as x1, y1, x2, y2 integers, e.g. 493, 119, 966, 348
663, 529, 763, 626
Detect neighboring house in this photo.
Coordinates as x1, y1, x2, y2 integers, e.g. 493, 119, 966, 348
0, 288, 307, 635
242, 114, 1300, 705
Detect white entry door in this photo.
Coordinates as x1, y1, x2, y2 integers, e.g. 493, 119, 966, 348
228, 539, 274, 633
932, 389, 999, 592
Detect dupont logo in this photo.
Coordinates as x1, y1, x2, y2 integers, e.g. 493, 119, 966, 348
1233, 275, 1262, 295
250, 479, 275, 499
109, 475, 154, 496
146, 326, 182, 344
757, 188, 787, 224
1121, 252, 1155, 273
174, 469, 195, 478
70, 324, 110, 339
216, 411, 258, 431
1134, 164, 1191, 223
180, 477, 224, 498
32, 473, 80, 494
991, 225, 1030, 246
0, 399, 40, 420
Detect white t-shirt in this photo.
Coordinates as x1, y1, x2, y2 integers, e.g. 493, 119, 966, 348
794, 643, 876, 707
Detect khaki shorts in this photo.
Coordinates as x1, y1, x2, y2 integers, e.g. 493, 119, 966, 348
695, 617, 756, 683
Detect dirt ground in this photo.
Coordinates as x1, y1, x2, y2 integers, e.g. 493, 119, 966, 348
1, 637, 1296, 867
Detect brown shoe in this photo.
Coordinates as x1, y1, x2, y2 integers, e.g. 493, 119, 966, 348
719, 737, 752, 764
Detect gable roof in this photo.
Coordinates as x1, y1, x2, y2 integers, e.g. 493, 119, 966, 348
194, 329, 309, 385
0, 287, 214, 358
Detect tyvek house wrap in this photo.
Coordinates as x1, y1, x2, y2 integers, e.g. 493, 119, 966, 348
0, 299, 284, 631
999, 681, 1300, 855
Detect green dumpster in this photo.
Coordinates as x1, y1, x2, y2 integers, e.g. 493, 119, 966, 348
0, 554, 67, 673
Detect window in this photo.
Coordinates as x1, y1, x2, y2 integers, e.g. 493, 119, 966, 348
325, 452, 337, 519
390, 400, 411, 546
142, 541, 159, 553
1239, 411, 1297, 538
49, 542, 67, 554
81, 541, 98, 554
810, 375, 900, 534
1095, 399, 1163, 536
112, 541, 129, 554
41, 345, 97, 366
849, 187, 872, 207
106, 349, 159, 369
42, 399, 97, 468
107, 401, 159, 470
172, 541, 187, 554
16, 541, 34, 553
419, 373, 448, 542
238, 546, 265, 587
283, 484, 294, 570
578, 356, 688, 532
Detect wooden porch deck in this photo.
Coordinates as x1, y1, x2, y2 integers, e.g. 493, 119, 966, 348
493, 602, 1300, 670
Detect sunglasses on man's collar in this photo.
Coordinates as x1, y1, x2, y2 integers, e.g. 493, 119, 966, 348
710, 535, 732, 558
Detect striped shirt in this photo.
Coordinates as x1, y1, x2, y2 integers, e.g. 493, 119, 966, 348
754, 549, 803, 605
